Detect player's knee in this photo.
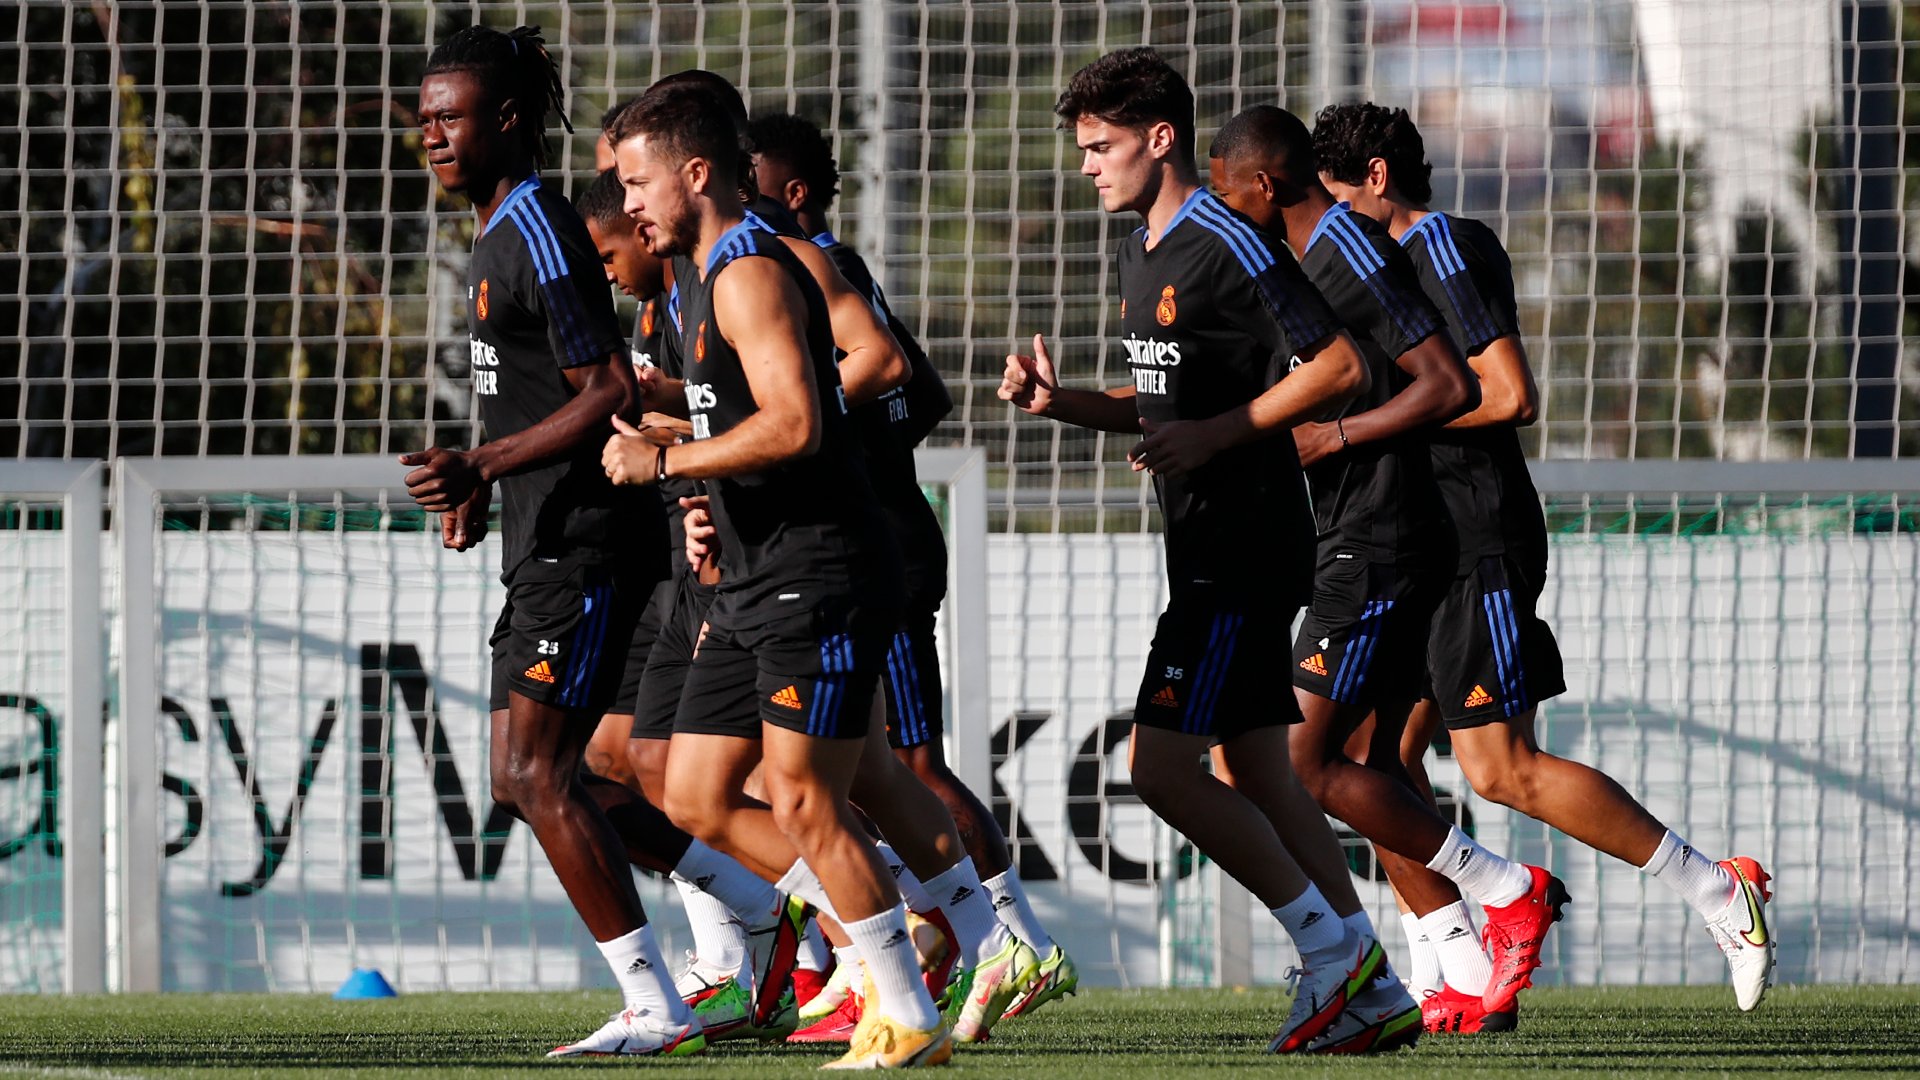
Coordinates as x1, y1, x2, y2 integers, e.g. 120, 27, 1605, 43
1285, 748, 1335, 801
497, 755, 567, 813
1127, 752, 1192, 811
489, 758, 520, 817
767, 779, 836, 848
626, 739, 668, 805
1461, 753, 1532, 811
662, 772, 726, 844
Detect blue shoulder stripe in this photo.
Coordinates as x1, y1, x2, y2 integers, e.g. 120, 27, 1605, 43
1316, 206, 1438, 347
1412, 213, 1466, 277
504, 204, 558, 284
1322, 208, 1386, 277
703, 217, 760, 277
1413, 214, 1501, 350
1189, 200, 1334, 349
511, 197, 570, 284
505, 203, 596, 365
1190, 197, 1275, 275
481, 176, 541, 237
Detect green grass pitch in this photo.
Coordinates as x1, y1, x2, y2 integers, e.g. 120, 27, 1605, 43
2, 986, 1917, 1077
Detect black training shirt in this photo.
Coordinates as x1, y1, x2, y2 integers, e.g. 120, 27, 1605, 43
1116, 188, 1338, 607
1400, 211, 1547, 572
813, 230, 950, 605
1295, 201, 1452, 565
465, 176, 663, 581
675, 214, 901, 620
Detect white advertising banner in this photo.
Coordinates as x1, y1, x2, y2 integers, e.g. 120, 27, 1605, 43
4, 529, 1917, 990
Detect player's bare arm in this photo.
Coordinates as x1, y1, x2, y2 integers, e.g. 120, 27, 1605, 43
781, 235, 911, 405
1128, 329, 1368, 478
1294, 332, 1476, 468
1444, 334, 1538, 430
603, 258, 821, 484
999, 332, 1141, 432
402, 355, 639, 512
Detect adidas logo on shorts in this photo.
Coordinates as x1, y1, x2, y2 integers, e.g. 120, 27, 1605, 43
1299, 653, 1328, 677
770, 685, 804, 710
523, 660, 556, 684
1150, 685, 1179, 708
1463, 684, 1494, 708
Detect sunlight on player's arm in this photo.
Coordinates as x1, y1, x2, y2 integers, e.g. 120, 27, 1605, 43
1294, 331, 1474, 468
1443, 334, 1538, 430
603, 258, 822, 485
1126, 329, 1369, 479
783, 236, 910, 406
998, 332, 1141, 433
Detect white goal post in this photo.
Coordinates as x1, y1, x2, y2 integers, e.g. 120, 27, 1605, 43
0, 461, 104, 994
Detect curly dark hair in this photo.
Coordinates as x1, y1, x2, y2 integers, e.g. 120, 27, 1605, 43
1054, 47, 1195, 162
1312, 102, 1433, 205
424, 25, 572, 170
747, 112, 840, 210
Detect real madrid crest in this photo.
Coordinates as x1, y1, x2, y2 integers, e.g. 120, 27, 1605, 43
1155, 284, 1176, 326
477, 278, 490, 321
695, 319, 708, 362
640, 300, 654, 337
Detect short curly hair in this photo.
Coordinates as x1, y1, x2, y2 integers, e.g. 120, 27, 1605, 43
1312, 102, 1433, 205
747, 112, 840, 211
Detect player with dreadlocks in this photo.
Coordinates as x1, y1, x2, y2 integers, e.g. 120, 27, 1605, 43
403, 24, 722, 1057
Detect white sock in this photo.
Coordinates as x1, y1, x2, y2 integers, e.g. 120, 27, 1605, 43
842, 906, 941, 1028
671, 873, 748, 983
1269, 884, 1345, 963
673, 839, 780, 929
983, 867, 1056, 954
1425, 826, 1533, 907
1401, 911, 1443, 996
875, 842, 938, 915
797, 918, 832, 973
1340, 909, 1377, 947
1418, 901, 1491, 996
1641, 829, 1738, 918
595, 924, 691, 1022
834, 942, 862, 971
922, 857, 1013, 965
775, 859, 841, 923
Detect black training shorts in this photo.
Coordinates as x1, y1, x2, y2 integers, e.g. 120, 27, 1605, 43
627, 572, 716, 739
883, 602, 943, 750
488, 555, 644, 716
1425, 553, 1566, 728
1291, 551, 1447, 711
1132, 587, 1302, 741
674, 589, 901, 740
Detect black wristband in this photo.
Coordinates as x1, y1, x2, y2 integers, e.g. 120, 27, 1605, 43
656, 443, 669, 483
1336, 417, 1349, 447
